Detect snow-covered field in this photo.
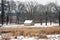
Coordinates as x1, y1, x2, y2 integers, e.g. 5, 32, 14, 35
10, 34, 60, 40
34, 22, 59, 27
0, 33, 60, 40
9, 36, 47, 40
0, 22, 59, 40
1, 22, 59, 27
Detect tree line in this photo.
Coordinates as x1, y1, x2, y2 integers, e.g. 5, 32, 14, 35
0, 0, 60, 25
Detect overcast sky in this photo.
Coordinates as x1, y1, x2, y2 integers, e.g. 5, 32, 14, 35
13, 0, 60, 5
0, 0, 60, 6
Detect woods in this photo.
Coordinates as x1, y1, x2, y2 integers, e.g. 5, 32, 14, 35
0, 0, 60, 25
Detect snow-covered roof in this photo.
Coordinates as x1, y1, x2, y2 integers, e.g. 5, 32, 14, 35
24, 20, 33, 23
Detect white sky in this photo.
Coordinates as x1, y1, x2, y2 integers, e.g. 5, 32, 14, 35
13, 0, 60, 5
0, 0, 60, 6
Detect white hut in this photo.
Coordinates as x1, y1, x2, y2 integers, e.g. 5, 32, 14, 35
24, 20, 33, 26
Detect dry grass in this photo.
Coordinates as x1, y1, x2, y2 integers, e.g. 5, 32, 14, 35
0, 26, 60, 37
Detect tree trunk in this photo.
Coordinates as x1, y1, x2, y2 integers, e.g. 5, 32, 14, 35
46, 12, 47, 25
1, 0, 4, 25
59, 12, 60, 25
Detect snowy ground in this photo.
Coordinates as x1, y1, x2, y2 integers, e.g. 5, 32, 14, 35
9, 34, 60, 40
1, 22, 59, 27
0, 23, 60, 40
34, 22, 59, 27
0, 35, 60, 40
